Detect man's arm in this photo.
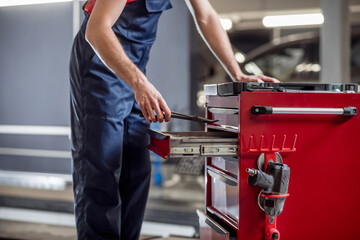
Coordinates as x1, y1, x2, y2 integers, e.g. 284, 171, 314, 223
186, 0, 279, 83
86, 0, 171, 123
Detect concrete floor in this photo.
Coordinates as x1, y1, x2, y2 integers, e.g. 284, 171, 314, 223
0, 168, 202, 240
0, 220, 197, 240
0, 220, 77, 240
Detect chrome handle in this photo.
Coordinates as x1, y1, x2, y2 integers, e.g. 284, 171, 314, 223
205, 219, 228, 235
208, 107, 238, 115
251, 105, 357, 116
207, 168, 237, 186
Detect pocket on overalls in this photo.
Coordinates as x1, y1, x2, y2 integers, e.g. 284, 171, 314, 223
145, 0, 172, 13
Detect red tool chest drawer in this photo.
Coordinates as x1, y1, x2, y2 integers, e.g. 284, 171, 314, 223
207, 167, 239, 223
147, 130, 238, 159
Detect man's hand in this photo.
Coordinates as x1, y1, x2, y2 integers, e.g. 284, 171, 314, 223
86, 0, 171, 124
236, 73, 280, 83
133, 79, 171, 123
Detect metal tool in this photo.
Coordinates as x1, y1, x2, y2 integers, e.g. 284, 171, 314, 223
140, 111, 218, 123
247, 161, 290, 240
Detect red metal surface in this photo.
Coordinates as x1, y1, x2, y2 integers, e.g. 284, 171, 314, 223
248, 135, 297, 153
146, 135, 170, 159
265, 215, 280, 240
237, 92, 360, 240
148, 91, 360, 239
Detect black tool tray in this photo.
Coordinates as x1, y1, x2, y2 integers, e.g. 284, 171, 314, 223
204, 82, 358, 96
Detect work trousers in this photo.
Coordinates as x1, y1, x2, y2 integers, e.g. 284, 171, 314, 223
70, 0, 172, 237
70, 21, 151, 240
71, 102, 151, 240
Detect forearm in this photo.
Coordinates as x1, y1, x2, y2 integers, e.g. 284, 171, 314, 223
196, 11, 242, 80
187, 0, 242, 81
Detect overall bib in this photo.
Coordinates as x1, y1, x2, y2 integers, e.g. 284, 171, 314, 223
69, 0, 172, 239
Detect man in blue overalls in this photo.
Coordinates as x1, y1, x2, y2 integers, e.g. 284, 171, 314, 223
70, 0, 278, 239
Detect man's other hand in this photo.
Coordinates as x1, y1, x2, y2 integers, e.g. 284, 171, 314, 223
134, 81, 171, 123
236, 73, 280, 83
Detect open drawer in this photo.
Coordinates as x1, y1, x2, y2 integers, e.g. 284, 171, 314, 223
147, 129, 238, 159
197, 210, 231, 240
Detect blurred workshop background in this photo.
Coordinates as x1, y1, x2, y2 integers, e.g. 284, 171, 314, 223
0, 0, 359, 239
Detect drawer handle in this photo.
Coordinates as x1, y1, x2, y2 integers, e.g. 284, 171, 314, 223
208, 107, 238, 115
205, 219, 227, 235
208, 168, 237, 186
197, 210, 229, 235
251, 105, 357, 116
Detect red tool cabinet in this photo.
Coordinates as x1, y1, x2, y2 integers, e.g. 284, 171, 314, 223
148, 82, 360, 240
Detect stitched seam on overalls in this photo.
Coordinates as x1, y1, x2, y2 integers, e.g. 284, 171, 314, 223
78, 17, 88, 240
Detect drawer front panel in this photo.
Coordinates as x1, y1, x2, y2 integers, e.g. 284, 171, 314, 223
208, 113, 239, 129
208, 168, 239, 222
207, 96, 239, 108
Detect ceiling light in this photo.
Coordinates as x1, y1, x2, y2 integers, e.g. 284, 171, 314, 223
244, 62, 263, 76
295, 63, 322, 73
263, 13, 324, 28
0, 0, 72, 7
311, 63, 321, 72
220, 18, 233, 31
235, 52, 245, 63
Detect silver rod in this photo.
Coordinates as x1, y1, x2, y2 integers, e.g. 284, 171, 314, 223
0, 125, 70, 136
0, 147, 71, 159
272, 107, 344, 115
208, 107, 238, 115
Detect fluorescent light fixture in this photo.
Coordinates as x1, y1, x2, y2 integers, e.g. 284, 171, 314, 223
244, 62, 263, 76
0, 0, 72, 7
235, 52, 245, 63
311, 63, 321, 72
220, 18, 233, 31
263, 13, 324, 28
295, 63, 321, 73
0, 170, 71, 191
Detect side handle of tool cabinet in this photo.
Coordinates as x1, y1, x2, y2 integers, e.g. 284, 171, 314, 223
251, 105, 357, 116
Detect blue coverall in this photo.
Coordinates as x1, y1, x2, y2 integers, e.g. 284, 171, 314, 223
69, 0, 172, 239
